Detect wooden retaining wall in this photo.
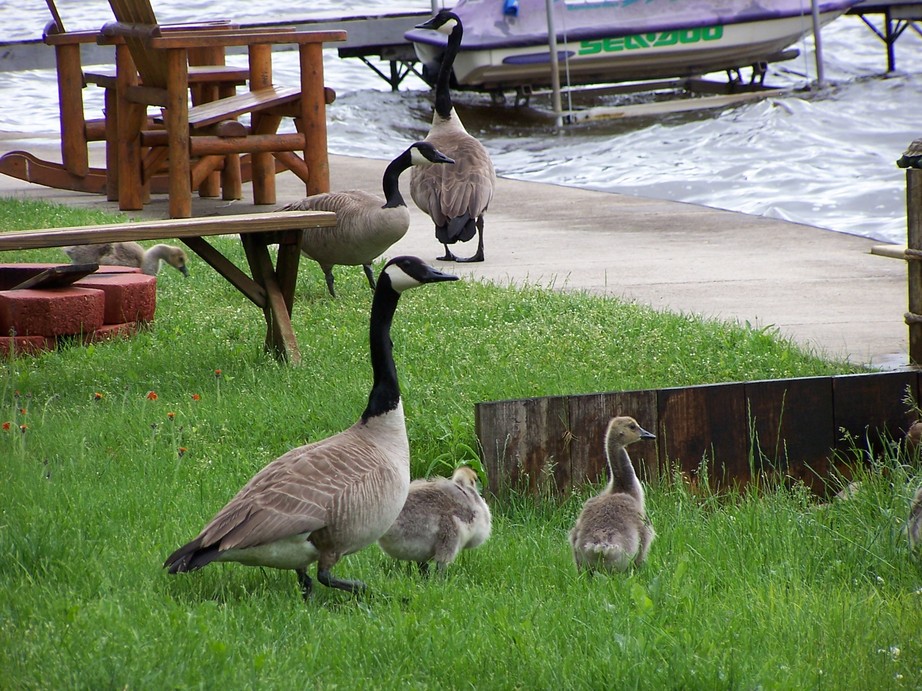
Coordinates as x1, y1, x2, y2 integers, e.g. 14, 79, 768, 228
474, 371, 920, 497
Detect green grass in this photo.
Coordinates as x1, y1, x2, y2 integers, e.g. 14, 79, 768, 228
1, 198, 919, 689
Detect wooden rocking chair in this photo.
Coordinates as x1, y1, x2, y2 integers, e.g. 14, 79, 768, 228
102, 0, 346, 218
0, 1, 252, 203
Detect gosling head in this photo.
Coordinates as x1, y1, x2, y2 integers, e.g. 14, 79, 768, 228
451, 466, 481, 491
906, 421, 922, 454
605, 416, 655, 448
416, 9, 461, 35
159, 245, 190, 277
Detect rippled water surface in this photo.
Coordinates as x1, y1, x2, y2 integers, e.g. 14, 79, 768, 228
1, 1, 921, 242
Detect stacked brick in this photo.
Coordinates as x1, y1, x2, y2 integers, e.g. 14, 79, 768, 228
0, 263, 157, 356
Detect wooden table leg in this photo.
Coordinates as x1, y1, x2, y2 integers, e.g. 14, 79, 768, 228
241, 234, 302, 364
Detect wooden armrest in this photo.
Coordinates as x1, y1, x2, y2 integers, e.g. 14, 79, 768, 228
43, 25, 103, 45
99, 22, 297, 44
150, 28, 347, 49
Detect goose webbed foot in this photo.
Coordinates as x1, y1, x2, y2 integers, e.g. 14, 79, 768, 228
323, 269, 337, 298
317, 568, 367, 595
437, 244, 458, 262
296, 569, 313, 600
453, 250, 484, 263
362, 264, 376, 290
453, 227, 485, 263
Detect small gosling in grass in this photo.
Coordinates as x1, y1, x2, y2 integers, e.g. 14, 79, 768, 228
569, 416, 655, 574
908, 486, 922, 554
378, 466, 492, 574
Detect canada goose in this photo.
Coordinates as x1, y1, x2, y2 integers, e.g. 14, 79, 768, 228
278, 141, 455, 297
410, 10, 496, 263
569, 416, 656, 574
63, 242, 189, 277
163, 256, 458, 599
378, 465, 492, 574
908, 487, 922, 553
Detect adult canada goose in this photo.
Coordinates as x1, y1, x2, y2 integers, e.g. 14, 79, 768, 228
63, 242, 189, 277
569, 416, 656, 574
278, 141, 455, 297
163, 256, 458, 599
410, 10, 496, 263
908, 486, 922, 553
378, 465, 492, 574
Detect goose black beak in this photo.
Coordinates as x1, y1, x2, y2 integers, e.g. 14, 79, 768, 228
422, 266, 459, 284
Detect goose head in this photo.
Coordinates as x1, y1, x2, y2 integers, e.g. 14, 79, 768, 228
379, 255, 458, 294
606, 416, 655, 448
408, 141, 455, 167
415, 9, 461, 36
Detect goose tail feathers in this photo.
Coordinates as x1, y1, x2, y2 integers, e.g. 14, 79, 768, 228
438, 215, 477, 244
163, 537, 221, 574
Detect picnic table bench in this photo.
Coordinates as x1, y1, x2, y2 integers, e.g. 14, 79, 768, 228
0, 210, 336, 364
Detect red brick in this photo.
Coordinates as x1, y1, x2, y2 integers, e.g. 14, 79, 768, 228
0, 287, 105, 337
84, 322, 140, 343
0, 334, 55, 356
74, 273, 157, 324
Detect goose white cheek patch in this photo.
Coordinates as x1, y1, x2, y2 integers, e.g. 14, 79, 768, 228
384, 265, 423, 293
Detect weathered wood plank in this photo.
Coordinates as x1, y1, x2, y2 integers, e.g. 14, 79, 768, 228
476, 372, 922, 497
475, 395, 571, 497
0, 210, 336, 250
568, 390, 659, 486
744, 376, 836, 493
832, 371, 918, 454
656, 382, 749, 487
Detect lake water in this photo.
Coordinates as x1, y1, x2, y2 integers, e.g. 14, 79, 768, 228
1, 1, 921, 243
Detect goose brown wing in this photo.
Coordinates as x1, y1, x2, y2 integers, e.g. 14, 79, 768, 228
196, 434, 380, 551
411, 137, 494, 223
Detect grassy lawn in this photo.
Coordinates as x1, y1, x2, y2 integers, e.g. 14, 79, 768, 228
1, 198, 919, 689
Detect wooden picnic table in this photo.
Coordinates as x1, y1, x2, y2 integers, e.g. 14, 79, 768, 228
0, 210, 336, 364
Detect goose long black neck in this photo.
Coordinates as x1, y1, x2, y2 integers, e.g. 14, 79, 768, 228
605, 443, 641, 499
381, 152, 410, 209
362, 275, 401, 421
435, 19, 462, 120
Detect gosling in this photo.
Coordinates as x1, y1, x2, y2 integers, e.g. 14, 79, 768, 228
64, 242, 189, 277
569, 416, 656, 574
908, 486, 922, 554
378, 465, 492, 574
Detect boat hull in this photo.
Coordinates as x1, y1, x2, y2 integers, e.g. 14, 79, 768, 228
411, 8, 850, 92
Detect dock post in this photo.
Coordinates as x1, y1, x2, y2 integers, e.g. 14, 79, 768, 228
810, 0, 826, 87
545, 0, 563, 127
907, 169, 922, 364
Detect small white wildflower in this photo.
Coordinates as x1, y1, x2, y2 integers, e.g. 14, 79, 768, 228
876, 575, 886, 585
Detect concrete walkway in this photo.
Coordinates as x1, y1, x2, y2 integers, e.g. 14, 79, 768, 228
0, 131, 910, 368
